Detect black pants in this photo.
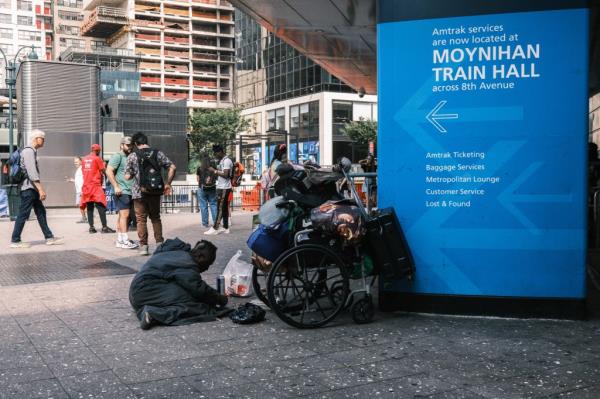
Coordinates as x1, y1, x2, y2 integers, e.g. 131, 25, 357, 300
214, 188, 231, 229
11, 189, 53, 242
87, 202, 107, 228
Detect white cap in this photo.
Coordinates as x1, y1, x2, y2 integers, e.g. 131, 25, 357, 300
30, 129, 46, 140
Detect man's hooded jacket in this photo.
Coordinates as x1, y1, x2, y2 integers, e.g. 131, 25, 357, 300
129, 238, 227, 325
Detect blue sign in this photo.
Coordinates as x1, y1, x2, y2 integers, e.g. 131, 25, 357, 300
378, 8, 588, 299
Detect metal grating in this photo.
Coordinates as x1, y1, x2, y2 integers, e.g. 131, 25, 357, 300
0, 250, 135, 286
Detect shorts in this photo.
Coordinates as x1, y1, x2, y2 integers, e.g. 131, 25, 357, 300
75, 192, 81, 206
114, 194, 132, 212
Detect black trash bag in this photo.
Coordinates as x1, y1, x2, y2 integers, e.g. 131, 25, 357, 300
228, 303, 266, 324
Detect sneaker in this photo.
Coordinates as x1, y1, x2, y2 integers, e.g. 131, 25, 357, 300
217, 227, 230, 234
101, 226, 116, 234
89, 227, 97, 234
140, 311, 153, 330
204, 227, 218, 235
138, 244, 149, 256
45, 237, 64, 246
120, 240, 139, 250
115, 240, 121, 248
76, 218, 87, 224
10, 241, 31, 248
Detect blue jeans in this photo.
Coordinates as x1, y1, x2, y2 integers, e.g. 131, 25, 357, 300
197, 189, 217, 227
11, 189, 54, 243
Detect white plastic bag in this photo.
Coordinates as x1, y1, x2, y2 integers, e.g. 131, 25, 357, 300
222, 250, 253, 297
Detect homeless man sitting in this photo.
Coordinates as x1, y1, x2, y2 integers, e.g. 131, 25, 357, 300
129, 238, 228, 330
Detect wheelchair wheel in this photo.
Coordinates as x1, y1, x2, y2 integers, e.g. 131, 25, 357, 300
267, 244, 349, 329
251, 265, 270, 307
351, 294, 374, 324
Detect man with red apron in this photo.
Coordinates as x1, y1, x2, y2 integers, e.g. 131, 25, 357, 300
81, 144, 115, 234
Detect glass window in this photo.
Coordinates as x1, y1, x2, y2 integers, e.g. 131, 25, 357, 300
17, 16, 32, 26
275, 108, 284, 130
0, 0, 10, 9
0, 43, 10, 54
58, 0, 83, 7
333, 101, 352, 124
300, 103, 309, 127
290, 105, 299, 129
17, 0, 31, 11
58, 11, 82, 21
0, 13, 11, 24
353, 102, 372, 121
267, 110, 276, 131
18, 30, 40, 41
0, 28, 11, 38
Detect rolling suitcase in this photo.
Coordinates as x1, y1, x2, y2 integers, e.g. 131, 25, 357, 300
365, 207, 415, 281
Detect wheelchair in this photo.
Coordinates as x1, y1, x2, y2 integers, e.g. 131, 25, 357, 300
250, 160, 379, 328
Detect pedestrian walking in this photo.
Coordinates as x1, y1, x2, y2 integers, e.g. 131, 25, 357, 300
196, 156, 218, 229
67, 156, 87, 223
105, 136, 138, 250
10, 129, 64, 248
204, 144, 232, 235
125, 132, 176, 256
81, 144, 115, 234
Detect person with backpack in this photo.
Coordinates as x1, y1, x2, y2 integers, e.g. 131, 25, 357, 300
196, 156, 218, 229
10, 129, 64, 248
81, 144, 116, 234
105, 136, 138, 250
125, 132, 176, 256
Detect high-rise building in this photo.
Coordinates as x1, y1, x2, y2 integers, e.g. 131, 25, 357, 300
53, 0, 106, 59
0, 0, 48, 75
234, 10, 376, 171
79, 0, 235, 109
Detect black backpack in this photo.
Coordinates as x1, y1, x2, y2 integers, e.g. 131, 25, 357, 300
7, 147, 33, 185
137, 148, 164, 195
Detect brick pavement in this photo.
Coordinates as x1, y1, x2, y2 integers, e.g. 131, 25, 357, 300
0, 210, 600, 398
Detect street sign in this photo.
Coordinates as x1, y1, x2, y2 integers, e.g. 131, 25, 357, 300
378, 1, 589, 316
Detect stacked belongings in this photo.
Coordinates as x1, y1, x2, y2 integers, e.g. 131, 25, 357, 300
247, 196, 293, 270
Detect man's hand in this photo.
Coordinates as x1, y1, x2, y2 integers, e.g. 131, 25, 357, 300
163, 184, 172, 196
114, 185, 122, 196
216, 294, 228, 307
208, 167, 216, 173
39, 190, 47, 201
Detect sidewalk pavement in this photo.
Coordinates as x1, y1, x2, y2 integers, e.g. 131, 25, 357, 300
0, 209, 599, 398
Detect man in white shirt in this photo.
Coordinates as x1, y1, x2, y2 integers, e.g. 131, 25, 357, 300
205, 144, 232, 235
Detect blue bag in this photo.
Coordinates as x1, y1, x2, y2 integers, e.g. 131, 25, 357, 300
247, 223, 290, 262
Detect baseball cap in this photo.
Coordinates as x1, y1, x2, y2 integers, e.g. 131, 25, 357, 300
120, 136, 133, 145
30, 129, 46, 140
91, 144, 102, 151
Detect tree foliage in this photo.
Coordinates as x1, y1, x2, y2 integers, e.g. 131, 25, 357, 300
188, 108, 250, 155
342, 117, 378, 145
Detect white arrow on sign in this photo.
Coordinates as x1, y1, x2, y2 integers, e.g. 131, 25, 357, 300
425, 100, 459, 133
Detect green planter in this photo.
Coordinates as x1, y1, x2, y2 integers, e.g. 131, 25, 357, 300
2, 184, 21, 222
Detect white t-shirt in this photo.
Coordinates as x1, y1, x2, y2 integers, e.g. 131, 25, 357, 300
74, 167, 83, 193
216, 156, 233, 189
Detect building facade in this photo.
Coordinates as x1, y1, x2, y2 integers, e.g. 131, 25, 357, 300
0, 0, 48, 77
235, 11, 375, 173
79, 0, 234, 110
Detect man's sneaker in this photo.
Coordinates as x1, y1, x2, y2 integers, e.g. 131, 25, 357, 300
101, 226, 116, 234
120, 240, 139, 249
138, 245, 149, 256
217, 227, 230, 234
204, 227, 218, 235
76, 218, 87, 224
89, 227, 97, 234
10, 242, 31, 248
46, 237, 64, 246
140, 311, 153, 330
